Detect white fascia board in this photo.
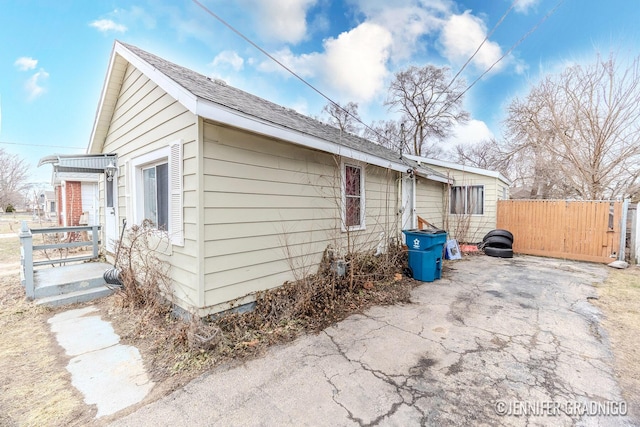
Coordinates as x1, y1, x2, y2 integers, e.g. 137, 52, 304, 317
196, 98, 410, 174
406, 154, 512, 185
421, 172, 451, 184
88, 46, 120, 154
115, 42, 198, 114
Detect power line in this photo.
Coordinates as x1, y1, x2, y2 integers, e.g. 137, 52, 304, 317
456, 0, 565, 101
191, 0, 395, 149
193, 0, 560, 153
0, 140, 85, 149
444, 0, 518, 97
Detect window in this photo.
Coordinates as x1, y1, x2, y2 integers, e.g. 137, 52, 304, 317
450, 185, 484, 215
142, 162, 168, 230
130, 141, 184, 246
342, 162, 365, 231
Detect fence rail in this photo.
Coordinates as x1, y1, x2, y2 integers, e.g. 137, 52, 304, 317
19, 221, 101, 299
497, 200, 624, 264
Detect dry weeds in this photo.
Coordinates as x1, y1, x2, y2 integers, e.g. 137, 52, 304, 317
0, 273, 92, 426
104, 239, 419, 386
593, 267, 640, 419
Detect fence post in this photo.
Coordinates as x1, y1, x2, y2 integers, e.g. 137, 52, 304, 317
619, 199, 629, 262
630, 203, 638, 264
91, 225, 99, 258
18, 220, 34, 299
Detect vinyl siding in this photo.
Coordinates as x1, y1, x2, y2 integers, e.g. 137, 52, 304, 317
426, 166, 508, 242
100, 64, 199, 309
415, 177, 445, 229
201, 122, 400, 313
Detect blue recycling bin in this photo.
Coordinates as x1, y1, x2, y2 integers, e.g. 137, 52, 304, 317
403, 229, 447, 282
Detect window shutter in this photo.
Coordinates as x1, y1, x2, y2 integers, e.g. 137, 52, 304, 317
169, 140, 184, 246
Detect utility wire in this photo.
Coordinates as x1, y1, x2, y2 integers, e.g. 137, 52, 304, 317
193, 0, 560, 151
191, 0, 393, 148
443, 0, 517, 98
456, 0, 565, 102
0, 140, 85, 149
427, 0, 564, 132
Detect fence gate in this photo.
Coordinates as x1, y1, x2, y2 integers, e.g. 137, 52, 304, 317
497, 200, 624, 264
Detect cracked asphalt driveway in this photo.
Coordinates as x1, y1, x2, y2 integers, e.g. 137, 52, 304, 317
111, 256, 637, 426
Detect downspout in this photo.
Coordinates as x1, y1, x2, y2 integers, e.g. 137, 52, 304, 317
397, 173, 402, 241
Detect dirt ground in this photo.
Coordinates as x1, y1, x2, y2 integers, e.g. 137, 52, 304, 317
1, 227, 640, 426
592, 266, 640, 420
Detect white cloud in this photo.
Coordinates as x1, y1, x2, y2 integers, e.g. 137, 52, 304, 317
258, 22, 392, 102
25, 70, 49, 100
89, 19, 127, 33
439, 11, 503, 71
322, 23, 393, 100
211, 51, 245, 72
239, 0, 317, 44
257, 47, 320, 77
444, 119, 494, 146
347, 0, 452, 62
114, 6, 156, 29
14, 57, 38, 71
514, 0, 540, 14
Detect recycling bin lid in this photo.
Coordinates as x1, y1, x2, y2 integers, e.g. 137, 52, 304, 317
403, 228, 446, 235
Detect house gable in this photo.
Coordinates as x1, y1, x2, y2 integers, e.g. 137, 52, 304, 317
89, 41, 448, 184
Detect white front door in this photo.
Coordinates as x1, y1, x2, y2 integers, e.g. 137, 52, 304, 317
104, 177, 118, 253
402, 174, 416, 241
81, 182, 99, 225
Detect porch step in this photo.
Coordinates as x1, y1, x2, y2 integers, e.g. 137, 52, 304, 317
35, 285, 114, 307
33, 262, 113, 299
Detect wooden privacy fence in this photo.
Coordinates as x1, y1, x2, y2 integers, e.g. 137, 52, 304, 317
497, 200, 624, 264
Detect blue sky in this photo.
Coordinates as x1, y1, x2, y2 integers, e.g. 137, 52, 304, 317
1, 0, 639, 184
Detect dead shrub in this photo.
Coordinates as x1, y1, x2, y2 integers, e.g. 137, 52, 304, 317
106, 236, 419, 380
213, 241, 415, 346
112, 219, 173, 316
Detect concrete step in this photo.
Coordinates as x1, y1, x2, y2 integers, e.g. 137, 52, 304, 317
35, 285, 114, 307
33, 262, 113, 299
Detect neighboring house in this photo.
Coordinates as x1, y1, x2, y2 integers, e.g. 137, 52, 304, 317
43, 191, 56, 218
62, 41, 451, 316
406, 155, 511, 243
39, 155, 103, 227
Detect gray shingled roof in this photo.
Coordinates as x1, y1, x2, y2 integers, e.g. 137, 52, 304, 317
121, 42, 446, 180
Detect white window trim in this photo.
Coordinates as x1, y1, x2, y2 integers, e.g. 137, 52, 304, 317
449, 184, 485, 216
341, 160, 366, 232
129, 143, 184, 246
131, 147, 170, 227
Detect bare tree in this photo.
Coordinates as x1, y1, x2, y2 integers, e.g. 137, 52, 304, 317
362, 119, 402, 151
505, 54, 640, 200
450, 139, 511, 175
0, 148, 30, 211
321, 101, 362, 135
385, 65, 469, 157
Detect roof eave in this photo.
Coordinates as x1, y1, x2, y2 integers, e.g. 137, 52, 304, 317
88, 41, 199, 154
195, 98, 418, 175
406, 154, 511, 185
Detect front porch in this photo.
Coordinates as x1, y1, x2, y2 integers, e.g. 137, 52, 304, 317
19, 221, 115, 307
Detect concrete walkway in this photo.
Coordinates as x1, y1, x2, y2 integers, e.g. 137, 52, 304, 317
48, 306, 154, 418
110, 256, 637, 426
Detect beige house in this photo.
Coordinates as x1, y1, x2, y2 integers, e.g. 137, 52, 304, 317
408, 155, 511, 243
84, 41, 451, 316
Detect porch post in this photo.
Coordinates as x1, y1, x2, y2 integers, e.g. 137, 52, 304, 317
19, 221, 34, 299
91, 225, 100, 258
